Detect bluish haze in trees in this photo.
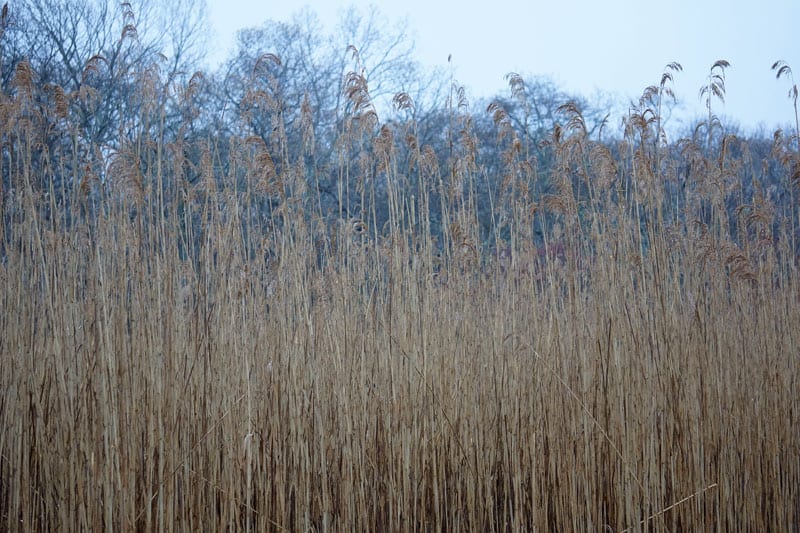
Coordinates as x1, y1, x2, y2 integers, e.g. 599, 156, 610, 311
207, 0, 799, 134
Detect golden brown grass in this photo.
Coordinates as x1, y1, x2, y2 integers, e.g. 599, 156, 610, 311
1, 54, 799, 532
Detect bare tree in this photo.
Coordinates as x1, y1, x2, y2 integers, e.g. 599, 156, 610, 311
2, 0, 208, 146
207, 6, 426, 220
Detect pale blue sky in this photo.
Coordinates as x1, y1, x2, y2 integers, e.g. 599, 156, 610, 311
206, 0, 800, 134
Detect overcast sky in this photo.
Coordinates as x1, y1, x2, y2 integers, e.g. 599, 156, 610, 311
206, 0, 800, 134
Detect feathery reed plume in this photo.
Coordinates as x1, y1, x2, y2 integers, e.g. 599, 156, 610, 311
699, 59, 731, 153
772, 60, 800, 152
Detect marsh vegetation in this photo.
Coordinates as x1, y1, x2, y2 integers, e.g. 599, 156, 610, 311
1, 2, 799, 530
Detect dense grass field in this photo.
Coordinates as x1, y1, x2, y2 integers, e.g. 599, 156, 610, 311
1, 54, 799, 531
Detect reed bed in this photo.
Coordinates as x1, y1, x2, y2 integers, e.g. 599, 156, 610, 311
1, 55, 799, 531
